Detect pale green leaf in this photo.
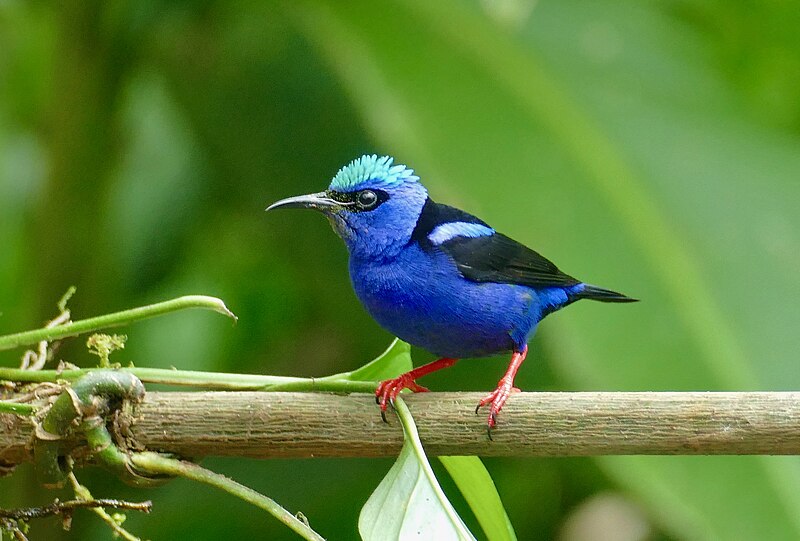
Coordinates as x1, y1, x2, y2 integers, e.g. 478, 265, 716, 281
359, 398, 476, 541
439, 456, 517, 541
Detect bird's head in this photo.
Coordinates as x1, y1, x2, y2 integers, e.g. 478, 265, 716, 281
267, 155, 428, 260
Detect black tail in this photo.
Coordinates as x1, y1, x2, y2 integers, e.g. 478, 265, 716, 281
578, 284, 639, 303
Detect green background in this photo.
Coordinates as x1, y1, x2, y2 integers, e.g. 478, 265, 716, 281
2, 1, 799, 539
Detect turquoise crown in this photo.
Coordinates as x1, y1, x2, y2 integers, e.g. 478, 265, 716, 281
329, 155, 419, 192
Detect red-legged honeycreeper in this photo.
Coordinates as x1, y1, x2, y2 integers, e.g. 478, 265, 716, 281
267, 155, 637, 435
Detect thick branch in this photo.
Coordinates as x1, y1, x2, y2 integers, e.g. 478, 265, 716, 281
2, 392, 800, 465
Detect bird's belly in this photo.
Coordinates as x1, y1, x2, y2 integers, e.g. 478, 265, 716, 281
350, 250, 539, 358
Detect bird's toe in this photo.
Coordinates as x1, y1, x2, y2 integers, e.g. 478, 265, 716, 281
476, 382, 517, 436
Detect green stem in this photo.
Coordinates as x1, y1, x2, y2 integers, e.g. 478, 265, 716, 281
0, 401, 37, 415
130, 452, 325, 541
0, 295, 237, 352
258, 373, 378, 393
0, 366, 377, 393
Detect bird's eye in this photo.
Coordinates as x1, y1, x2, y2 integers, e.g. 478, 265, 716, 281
356, 190, 379, 210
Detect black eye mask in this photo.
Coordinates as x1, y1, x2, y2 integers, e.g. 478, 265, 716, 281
328, 189, 390, 212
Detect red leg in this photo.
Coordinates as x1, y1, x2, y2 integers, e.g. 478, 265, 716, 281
376, 357, 458, 418
476, 346, 528, 434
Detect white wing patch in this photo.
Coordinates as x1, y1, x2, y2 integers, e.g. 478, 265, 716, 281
428, 222, 495, 245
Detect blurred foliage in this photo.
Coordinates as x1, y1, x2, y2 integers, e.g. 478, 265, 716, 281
1, 0, 799, 539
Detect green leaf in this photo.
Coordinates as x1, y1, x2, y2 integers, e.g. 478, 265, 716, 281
292, 1, 800, 539
346, 338, 413, 382
359, 398, 476, 541
439, 456, 517, 541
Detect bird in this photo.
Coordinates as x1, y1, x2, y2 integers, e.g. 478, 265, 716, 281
267, 155, 637, 435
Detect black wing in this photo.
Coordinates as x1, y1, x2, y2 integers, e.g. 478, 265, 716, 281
411, 198, 580, 289
441, 232, 581, 289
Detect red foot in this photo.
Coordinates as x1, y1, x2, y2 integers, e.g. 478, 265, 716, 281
374, 357, 457, 421
475, 380, 521, 428
375, 376, 430, 413
475, 346, 528, 438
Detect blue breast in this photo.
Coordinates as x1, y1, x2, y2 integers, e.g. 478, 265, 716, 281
349, 243, 551, 358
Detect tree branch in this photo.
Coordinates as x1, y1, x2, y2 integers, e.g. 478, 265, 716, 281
2, 391, 799, 465
0, 498, 151, 520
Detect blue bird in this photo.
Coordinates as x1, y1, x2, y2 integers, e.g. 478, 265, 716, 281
267, 155, 636, 433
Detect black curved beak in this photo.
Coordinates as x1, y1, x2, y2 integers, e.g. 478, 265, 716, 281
265, 191, 342, 212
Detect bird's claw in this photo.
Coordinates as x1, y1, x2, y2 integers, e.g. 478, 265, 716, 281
475, 381, 520, 437
375, 375, 430, 421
